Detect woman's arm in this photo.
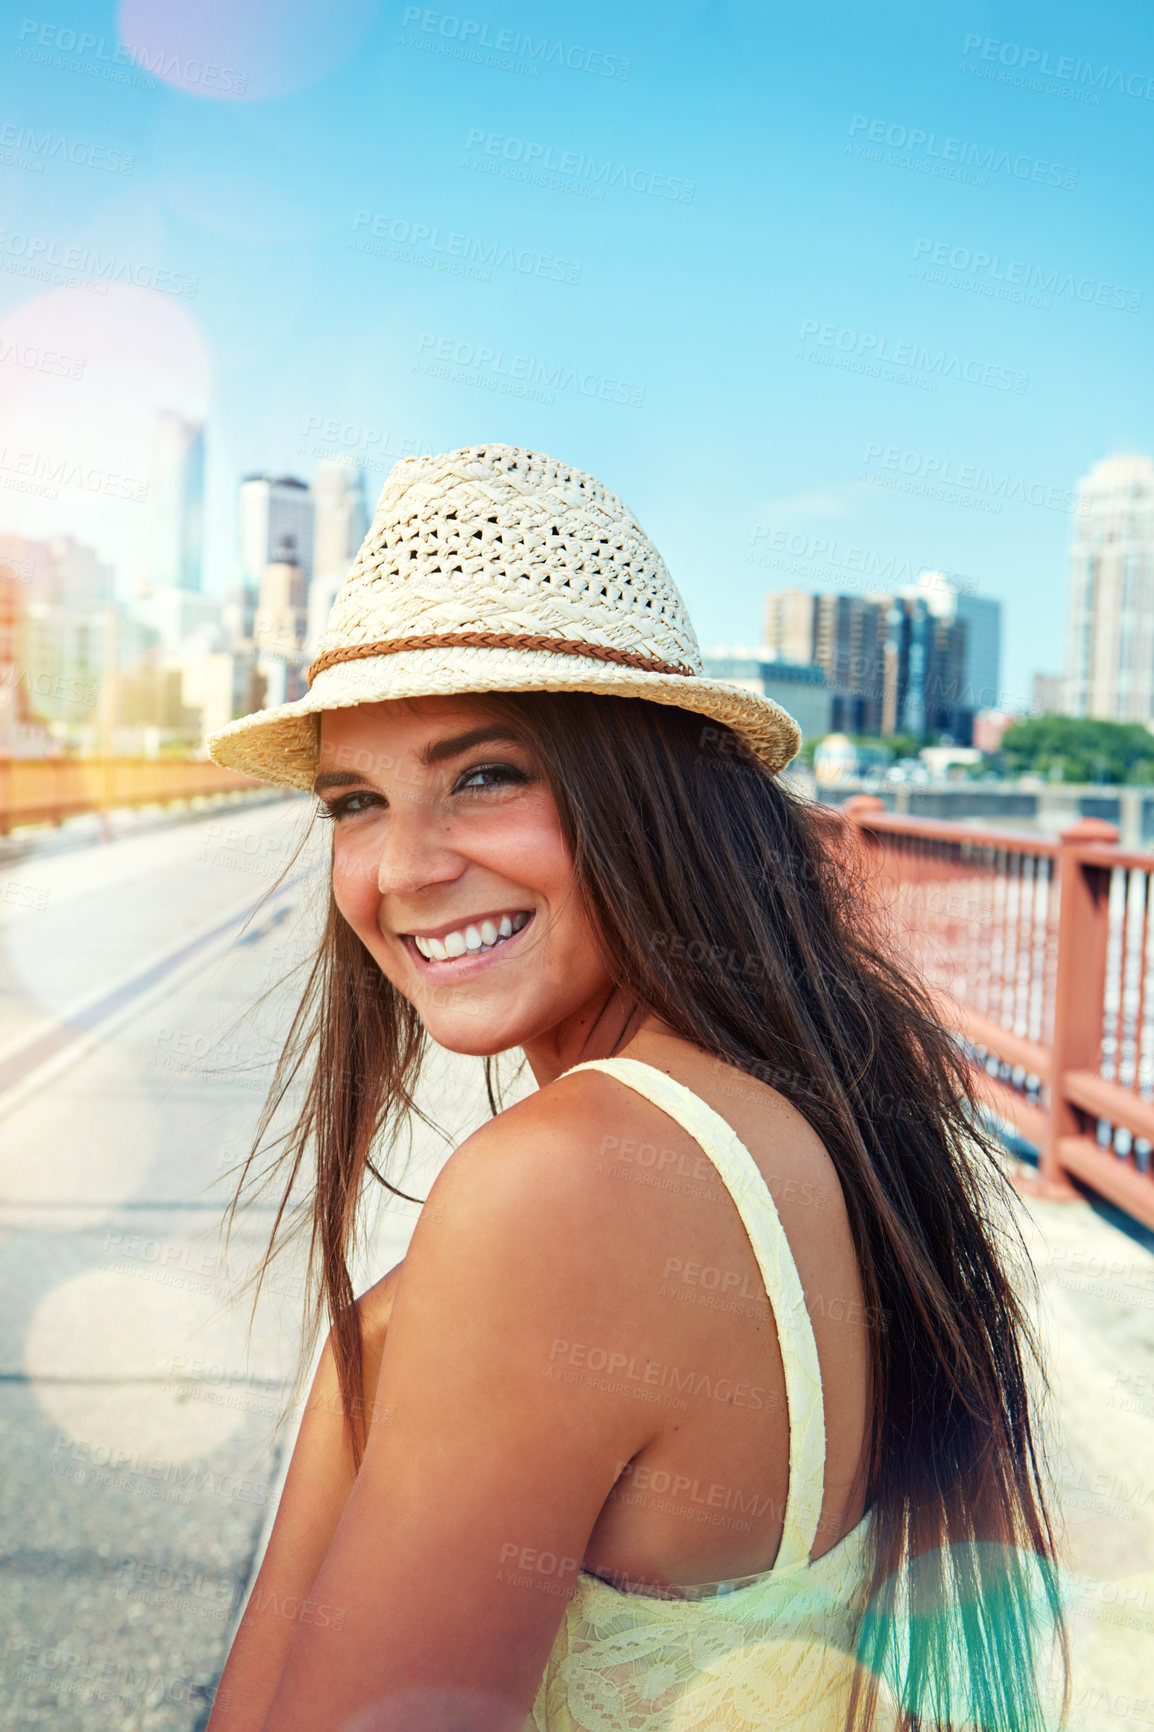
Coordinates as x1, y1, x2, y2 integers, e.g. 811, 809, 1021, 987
207, 1264, 405, 1732
254, 1091, 662, 1732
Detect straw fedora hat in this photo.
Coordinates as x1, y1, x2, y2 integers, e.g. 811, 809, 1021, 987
207, 443, 801, 788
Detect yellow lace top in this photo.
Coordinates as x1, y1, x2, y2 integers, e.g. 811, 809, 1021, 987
525, 1058, 877, 1732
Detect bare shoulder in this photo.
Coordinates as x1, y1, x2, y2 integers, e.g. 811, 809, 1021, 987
394, 1064, 738, 1386
415, 1067, 664, 1256
374, 1070, 681, 1470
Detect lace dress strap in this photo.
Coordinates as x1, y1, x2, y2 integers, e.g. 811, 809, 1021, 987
567, 1056, 827, 1572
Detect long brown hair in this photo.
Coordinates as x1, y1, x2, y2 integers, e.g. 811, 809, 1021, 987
230, 691, 1068, 1730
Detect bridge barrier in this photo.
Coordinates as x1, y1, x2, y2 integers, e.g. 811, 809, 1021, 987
842, 795, 1154, 1231
0, 756, 270, 835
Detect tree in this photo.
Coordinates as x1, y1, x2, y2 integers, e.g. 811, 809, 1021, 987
999, 716, 1154, 785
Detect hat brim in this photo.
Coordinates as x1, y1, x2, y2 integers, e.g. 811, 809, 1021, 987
207, 647, 802, 789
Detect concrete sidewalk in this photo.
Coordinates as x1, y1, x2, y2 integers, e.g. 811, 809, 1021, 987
1008, 1170, 1154, 1731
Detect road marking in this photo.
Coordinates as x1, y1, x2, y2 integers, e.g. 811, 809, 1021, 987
0, 866, 319, 1108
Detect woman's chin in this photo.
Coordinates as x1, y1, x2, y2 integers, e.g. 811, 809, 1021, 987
427, 1031, 511, 1058
417, 1009, 528, 1059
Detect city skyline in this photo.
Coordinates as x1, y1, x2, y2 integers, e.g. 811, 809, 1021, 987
28, 440, 1154, 758
0, 0, 1150, 713
0, 393, 1121, 722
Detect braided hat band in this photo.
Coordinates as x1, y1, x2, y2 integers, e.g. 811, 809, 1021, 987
307, 632, 696, 685
207, 444, 801, 788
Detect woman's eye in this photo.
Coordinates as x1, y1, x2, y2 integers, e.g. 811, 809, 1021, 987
454, 761, 529, 795
319, 790, 382, 821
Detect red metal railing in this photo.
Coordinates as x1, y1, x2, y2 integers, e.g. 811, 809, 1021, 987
0, 757, 267, 834
843, 795, 1154, 1231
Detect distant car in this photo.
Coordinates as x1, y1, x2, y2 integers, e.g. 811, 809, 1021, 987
885, 757, 931, 786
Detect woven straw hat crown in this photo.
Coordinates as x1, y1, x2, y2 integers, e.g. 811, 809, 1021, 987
208, 443, 801, 786
317, 442, 698, 677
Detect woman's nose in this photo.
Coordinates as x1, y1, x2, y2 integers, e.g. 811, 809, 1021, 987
372, 799, 463, 897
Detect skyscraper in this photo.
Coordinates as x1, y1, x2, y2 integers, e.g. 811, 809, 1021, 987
814, 593, 887, 734
766, 589, 887, 733
884, 592, 970, 742
144, 411, 204, 594
1032, 673, 1064, 715
764, 578, 997, 740
915, 572, 1002, 716
1064, 454, 1154, 720
254, 544, 309, 710
254, 552, 308, 659
238, 475, 315, 590
312, 460, 369, 581
764, 589, 817, 665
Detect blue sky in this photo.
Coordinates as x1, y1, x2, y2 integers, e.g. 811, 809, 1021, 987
1, 0, 1151, 707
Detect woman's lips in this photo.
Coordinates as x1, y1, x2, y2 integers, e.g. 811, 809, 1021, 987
400, 910, 535, 977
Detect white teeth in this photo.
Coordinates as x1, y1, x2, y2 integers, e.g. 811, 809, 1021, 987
414, 913, 531, 963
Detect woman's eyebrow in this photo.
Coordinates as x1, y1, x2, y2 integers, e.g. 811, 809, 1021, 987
420, 727, 523, 767
312, 730, 522, 792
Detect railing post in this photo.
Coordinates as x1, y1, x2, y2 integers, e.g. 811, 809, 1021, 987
1043, 817, 1120, 1197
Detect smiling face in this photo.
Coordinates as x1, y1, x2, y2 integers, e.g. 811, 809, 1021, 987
317, 696, 622, 1073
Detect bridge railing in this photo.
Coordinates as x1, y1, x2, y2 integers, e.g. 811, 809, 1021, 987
0, 756, 269, 835
842, 795, 1154, 1231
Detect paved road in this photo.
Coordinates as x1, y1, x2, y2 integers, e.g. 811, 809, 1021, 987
0, 799, 1151, 1729
0, 798, 496, 1731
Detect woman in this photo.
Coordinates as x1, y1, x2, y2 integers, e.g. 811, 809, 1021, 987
206, 445, 1066, 1732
